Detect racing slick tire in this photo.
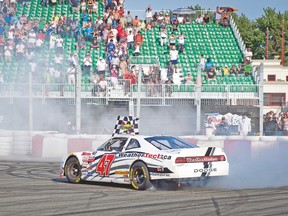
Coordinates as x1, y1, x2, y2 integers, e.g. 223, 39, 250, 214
130, 161, 151, 190
65, 157, 82, 183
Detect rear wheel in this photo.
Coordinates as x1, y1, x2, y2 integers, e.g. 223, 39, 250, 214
130, 161, 151, 190
65, 157, 82, 183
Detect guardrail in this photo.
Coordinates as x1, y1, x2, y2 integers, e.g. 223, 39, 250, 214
0, 82, 260, 101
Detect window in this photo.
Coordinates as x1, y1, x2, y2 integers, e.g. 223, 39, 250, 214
267, 75, 276, 81
145, 136, 198, 150
286, 76, 288, 82
126, 139, 141, 150
264, 93, 285, 106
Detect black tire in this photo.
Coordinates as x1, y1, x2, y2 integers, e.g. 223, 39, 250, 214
130, 161, 151, 190
65, 157, 82, 183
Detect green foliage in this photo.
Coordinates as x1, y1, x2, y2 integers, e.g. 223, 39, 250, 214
233, 8, 288, 60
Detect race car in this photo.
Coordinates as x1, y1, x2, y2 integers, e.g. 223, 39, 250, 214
60, 134, 229, 190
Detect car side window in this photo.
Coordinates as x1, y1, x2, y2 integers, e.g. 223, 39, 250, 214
126, 138, 141, 150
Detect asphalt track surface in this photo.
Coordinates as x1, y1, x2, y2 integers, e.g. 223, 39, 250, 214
0, 160, 288, 216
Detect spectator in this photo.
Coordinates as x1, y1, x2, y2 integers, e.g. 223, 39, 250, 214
167, 61, 174, 80
15, 40, 25, 61
127, 30, 134, 49
165, 77, 174, 97
199, 54, 206, 70
215, 6, 222, 25
177, 32, 185, 53
49, 32, 56, 49
96, 56, 107, 77
83, 53, 92, 76
126, 11, 133, 26
238, 115, 251, 136
77, 37, 86, 50
205, 58, 214, 71
203, 14, 210, 25
145, 5, 153, 23
223, 65, 229, 76
134, 31, 143, 48
171, 19, 179, 32
169, 46, 179, 73
90, 71, 98, 96
221, 12, 229, 27
54, 53, 63, 71
177, 15, 184, 24
110, 65, 118, 89
119, 56, 128, 78
195, 15, 203, 24
206, 66, 216, 80
230, 65, 238, 76
216, 117, 229, 136
106, 38, 116, 53
244, 62, 253, 76
133, 43, 141, 56
244, 48, 253, 63
169, 33, 176, 50
160, 28, 167, 47
70, 0, 79, 13
90, 37, 99, 49
132, 15, 139, 27
205, 118, 216, 136
67, 63, 76, 85
185, 73, 193, 85
55, 35, 64, 53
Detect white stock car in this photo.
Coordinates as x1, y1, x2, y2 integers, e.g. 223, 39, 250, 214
60, 135, 229, 190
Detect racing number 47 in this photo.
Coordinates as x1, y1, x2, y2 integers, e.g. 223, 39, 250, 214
96, 154, 115, 176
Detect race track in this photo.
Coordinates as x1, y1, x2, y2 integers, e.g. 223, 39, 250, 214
0, 160, 288, 216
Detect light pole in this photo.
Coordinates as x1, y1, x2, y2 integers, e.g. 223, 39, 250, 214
281, 19, 285, 66
266, 28, 269, 59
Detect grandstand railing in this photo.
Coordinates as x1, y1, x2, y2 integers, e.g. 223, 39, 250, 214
230, 16, 246, 55
127, 9, 215, 22
130, 56, 160, 66
0, 83, 260, 101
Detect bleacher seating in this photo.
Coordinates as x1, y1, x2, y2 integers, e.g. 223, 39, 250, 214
2, 0, 256, 93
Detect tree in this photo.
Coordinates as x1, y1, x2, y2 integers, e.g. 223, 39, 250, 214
233, 8, 288, 61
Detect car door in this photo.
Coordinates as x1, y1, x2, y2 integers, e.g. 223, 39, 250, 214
90, 137, 128, 183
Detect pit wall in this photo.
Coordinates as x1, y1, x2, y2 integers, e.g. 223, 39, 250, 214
0, 130, 288, 161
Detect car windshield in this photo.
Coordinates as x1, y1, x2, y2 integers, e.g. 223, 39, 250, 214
144, 136, 198, 150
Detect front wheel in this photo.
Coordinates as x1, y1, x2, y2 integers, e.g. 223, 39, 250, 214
130, 161, 151, 190
65, 157, 82, 183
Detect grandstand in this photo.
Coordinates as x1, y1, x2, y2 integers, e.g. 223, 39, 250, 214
1, 0, 258, 93
0, 0, 263, 134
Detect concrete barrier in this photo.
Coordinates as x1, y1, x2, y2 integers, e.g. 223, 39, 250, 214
1, 129, 288, 161
13, 131, 31, 155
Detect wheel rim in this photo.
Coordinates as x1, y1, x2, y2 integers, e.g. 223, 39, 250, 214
133, 167, 145, 185
68, 162, 80, 178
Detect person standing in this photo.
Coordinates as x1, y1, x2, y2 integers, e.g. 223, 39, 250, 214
96, 56, 107, 77
205, 118, 216, 136
169, 46, 178, 73
238, 115, 251, 136
83, 53, 92, 76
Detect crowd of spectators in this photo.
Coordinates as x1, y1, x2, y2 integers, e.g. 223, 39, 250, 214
0, 0, 252, 95
263, 111, 288, 136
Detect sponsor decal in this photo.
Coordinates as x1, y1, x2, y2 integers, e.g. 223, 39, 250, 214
87, 158, 95, 163
194, 168, 217, 173
87, 172, 93, 177
82, 162, 88, 167
117, 152, 171, 160
115, 170, 129, 175
81, 152, 92, 156
124, 178, 130, 182
150, 172, 171, 177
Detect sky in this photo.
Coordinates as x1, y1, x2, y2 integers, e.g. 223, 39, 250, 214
124, 0, 288, 20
